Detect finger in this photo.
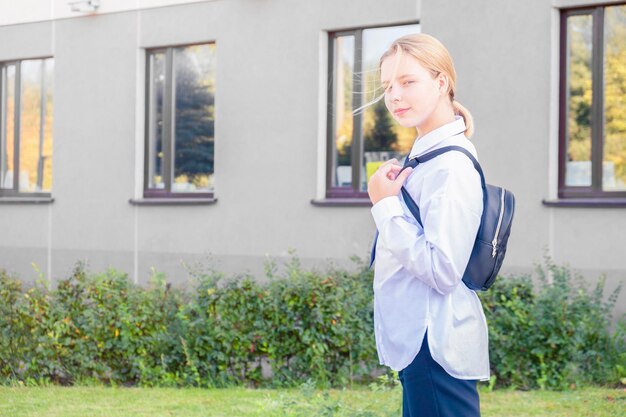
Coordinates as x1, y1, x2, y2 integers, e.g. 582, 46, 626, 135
386, 165, 402, 180
394, 167, 413, 183
376, 163, 396, 176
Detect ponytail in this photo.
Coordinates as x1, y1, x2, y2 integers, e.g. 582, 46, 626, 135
452, 100, 474, 138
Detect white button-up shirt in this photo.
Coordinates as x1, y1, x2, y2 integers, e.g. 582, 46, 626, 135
371, 116, 490, 380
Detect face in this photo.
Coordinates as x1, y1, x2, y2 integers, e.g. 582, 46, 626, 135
380, 52, 449, 132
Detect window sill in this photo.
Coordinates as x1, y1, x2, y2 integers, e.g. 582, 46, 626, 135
542, 198, 626, 208
129, 197, 218, 206
310, 198, 372, 207
0, 197, 54, 204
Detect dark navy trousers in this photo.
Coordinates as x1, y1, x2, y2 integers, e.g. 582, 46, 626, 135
398, 335, 481, 417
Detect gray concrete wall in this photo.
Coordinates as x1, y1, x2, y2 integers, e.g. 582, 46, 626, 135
0, 0, 418, 285
0, 0, 624, 317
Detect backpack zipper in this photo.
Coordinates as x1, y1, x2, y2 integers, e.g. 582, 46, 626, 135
491, 189, 506, 258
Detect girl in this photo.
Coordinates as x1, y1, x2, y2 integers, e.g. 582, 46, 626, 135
367, 34, 489, 417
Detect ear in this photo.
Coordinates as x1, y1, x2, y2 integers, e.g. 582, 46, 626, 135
436, 73, 449, 95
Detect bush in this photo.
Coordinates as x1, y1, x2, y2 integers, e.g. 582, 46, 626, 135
263, 257, 376, 387
0, 256, 623, 389
480, 256, 625, 389
171, 256, 378, 388
0, 270, 29, 381
0, 257, 378, 388
0, 264, 183, 386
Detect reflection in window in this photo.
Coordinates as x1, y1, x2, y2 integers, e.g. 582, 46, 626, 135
603, 4, 626, 191
147, 51, 165, 190
560, 4, 626, 197
1, 65, 16, 190
0, 58, 54, 196
173, 44, 216, 193
145, 43, 216, 197
332, 35, 354, 187
565, 14, 593, 187
328, 24, 419, 197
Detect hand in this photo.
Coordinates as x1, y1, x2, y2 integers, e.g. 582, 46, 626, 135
367, 159, 413, 205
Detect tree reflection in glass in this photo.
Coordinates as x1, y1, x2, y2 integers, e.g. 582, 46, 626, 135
172, 44, 216, 193
565, 14, 593, 187
603, 4, 626, 191
19, 59, 54, 192
147, 51, 165, 189
0, 65, 16, 190
333, 35, 354, 187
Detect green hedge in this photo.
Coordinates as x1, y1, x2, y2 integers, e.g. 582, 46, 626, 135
480, 257, 626, 389
0, 257, 624, 389
0, 258, 377, 388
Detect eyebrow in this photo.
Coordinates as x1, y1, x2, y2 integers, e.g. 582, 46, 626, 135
381, 74, 416, 88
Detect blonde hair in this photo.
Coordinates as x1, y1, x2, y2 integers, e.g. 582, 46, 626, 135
375, 33, 474, 138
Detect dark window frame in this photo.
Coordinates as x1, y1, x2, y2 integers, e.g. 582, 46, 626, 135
0, 56, 53, 198
558, 3, 626, 200
326, 29, 364, 200
325, 24, 418, 201
143, 42, 216, 200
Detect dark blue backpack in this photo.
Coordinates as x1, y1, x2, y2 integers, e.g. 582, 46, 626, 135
397, 146, 515, 291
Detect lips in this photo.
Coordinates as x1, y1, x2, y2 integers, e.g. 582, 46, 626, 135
394, 108, 410, 117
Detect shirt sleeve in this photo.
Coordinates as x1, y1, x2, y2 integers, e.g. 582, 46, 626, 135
371, 157, 482, 295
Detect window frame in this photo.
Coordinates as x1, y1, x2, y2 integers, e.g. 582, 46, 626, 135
0, 56, 54, 198
558, 3, 626, 200
143, 42, 216, 200
326, 29, 364, 200
325, 24, 418, 201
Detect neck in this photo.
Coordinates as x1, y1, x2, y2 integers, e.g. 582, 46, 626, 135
417, 101, 456, 138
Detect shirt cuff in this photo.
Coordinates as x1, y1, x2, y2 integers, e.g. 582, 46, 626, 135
371, 196, 405, 230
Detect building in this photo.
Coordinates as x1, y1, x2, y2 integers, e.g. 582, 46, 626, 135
1, 0, 624, 316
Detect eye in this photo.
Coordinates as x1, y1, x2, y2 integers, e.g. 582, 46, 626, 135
403, 80, 415, 86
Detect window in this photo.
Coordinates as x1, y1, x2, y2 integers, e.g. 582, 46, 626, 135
326, 24, 419, 201
144, 43, 216, 198
559, 3, 626, 199
0, 57, 54, 197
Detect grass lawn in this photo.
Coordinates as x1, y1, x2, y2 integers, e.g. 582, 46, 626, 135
0, 386, 624, 417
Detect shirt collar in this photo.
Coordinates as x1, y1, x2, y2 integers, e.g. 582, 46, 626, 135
408, 116, 466, 159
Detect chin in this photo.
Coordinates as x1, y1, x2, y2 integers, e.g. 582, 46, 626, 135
395, 117, 419, 129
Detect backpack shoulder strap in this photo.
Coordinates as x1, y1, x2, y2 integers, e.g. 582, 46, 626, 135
411, 146, 486, 188
400, 146, 487, 227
